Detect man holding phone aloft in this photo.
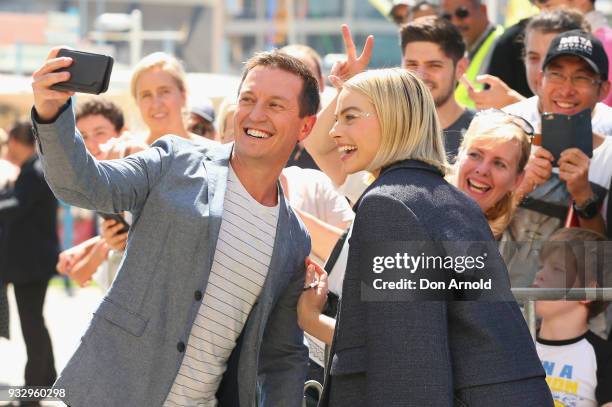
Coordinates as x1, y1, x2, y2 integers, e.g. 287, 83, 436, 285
30, 48, 318, 407
500, 30, 612, 287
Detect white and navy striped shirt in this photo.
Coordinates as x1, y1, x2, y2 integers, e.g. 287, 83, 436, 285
164, 166, 279, 407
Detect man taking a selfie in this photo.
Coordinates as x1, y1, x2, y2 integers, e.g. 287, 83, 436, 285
30, 47, 318, 407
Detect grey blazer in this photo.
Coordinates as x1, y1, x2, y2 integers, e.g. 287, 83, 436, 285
32, 102, 310, 407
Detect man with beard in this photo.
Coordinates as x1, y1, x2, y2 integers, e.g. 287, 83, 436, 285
400, 16, 476, 159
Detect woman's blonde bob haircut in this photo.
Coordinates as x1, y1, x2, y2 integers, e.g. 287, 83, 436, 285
129, 52, 188, 100
342, 68, 448, 175
453, 112, 532, 237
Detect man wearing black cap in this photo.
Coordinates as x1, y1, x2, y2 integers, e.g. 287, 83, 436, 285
500, 29, 612, 286
539, 29, 610, 118
505, 28, 612, 135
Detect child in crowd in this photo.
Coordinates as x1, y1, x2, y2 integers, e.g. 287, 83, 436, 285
534, 228, 612, 407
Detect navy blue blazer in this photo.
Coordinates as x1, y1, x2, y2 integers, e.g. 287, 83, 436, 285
319, 159, 549, 406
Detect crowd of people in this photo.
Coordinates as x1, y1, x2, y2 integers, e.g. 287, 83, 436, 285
1, 1, 612, 406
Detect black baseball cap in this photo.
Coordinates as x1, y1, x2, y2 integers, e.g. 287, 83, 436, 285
543, 29, 608, 80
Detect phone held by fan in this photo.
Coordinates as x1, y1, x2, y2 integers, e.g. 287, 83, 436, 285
541, 109, 593, 166
98, 213, 130, 234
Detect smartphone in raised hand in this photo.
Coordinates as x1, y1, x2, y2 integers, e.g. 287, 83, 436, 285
51, 48, 114, 94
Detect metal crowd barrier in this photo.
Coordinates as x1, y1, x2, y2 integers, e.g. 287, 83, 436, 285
511, 288, 612, 338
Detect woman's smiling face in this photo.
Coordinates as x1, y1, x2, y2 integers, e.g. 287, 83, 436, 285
456, 137, 524, 212
330, 88, 382, 175
135, 67, 186, 137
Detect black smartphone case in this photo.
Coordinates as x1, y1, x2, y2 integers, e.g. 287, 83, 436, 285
51, 49, 114, 94
541, 109, 593, 166
98, 213, 130, 234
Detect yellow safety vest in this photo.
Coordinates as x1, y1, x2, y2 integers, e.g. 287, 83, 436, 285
455, 25, 504, 109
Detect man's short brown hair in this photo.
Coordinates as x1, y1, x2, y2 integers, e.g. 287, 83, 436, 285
280, 44, 323, 83
76, 99, 125, 133
525, 9, 590, 39
9, 119, 35, 147
400, 16, 466, 64
239, 50, 320, 118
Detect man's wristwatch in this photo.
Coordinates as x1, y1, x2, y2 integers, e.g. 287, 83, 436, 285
573, 195, 600, 219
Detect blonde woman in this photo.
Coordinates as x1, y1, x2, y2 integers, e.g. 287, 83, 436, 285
453, 110, 532, 237
130, 52, 214, 145
301, 68, 551, 406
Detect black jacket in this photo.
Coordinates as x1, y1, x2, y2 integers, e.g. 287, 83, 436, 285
319, 159, 548, 406
0, 155, 59, 284
487, 18, 533, 99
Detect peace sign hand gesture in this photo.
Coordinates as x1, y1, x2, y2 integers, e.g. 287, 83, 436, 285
329, 24, 374, 89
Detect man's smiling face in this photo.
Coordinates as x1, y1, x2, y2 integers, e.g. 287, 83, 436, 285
233, 65, 312, 170
539, 55, 608, 115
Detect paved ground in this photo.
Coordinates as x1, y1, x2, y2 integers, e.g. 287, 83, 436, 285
0, 279, 103, 406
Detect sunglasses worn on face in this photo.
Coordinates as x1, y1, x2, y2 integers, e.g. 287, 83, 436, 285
441, 6, 470, 20
191, 122, 215, 137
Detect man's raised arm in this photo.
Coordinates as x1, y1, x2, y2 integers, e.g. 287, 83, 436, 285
30, 47, 169, 214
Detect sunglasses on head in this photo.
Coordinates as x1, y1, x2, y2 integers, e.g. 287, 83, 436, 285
441, 6, 470, 20
476, 109, 535, 140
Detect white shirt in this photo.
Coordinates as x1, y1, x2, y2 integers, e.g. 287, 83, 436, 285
336, 171, 371, 206
537, 331, 612, 407
164, 166, 279, 407
589, 136, 612, 223
282, 166, 354, 265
